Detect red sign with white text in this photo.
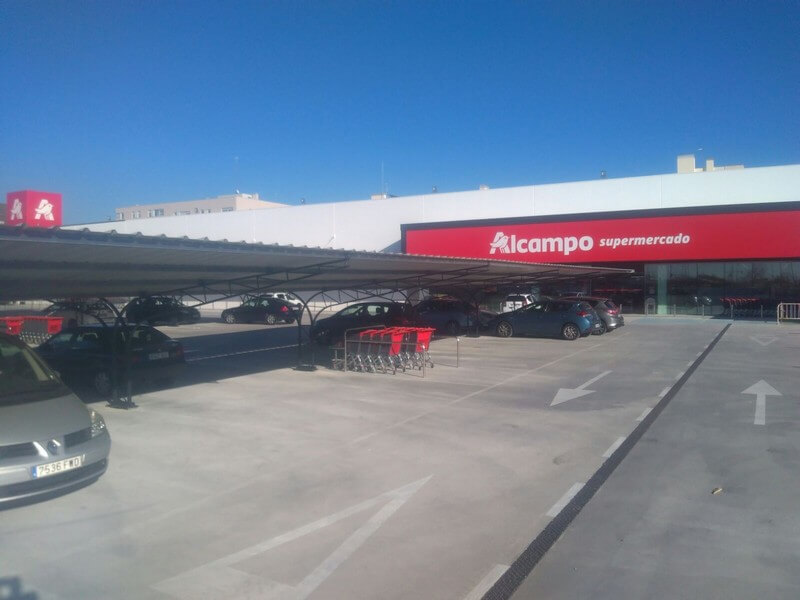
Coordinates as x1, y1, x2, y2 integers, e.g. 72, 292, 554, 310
5, 190, 63, 227
404, 210, 800, 263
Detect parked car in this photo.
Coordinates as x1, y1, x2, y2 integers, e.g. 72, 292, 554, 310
123, 296, 200, 325
36, 325, 185, 396
559, 296, 624, 334
263, 292, 303, 310
489, 299, 602, 340
501, 293, 535, 313
311, 302, 409, 345
412, 297, 480, 335
221, 296, 299, 324
0, 332, 111, 505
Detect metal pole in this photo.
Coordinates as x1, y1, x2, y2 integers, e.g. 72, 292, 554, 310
343, 336, 348, 373
456, 337, 460, 368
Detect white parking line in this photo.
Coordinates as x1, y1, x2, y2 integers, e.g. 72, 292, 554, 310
187, 344, 296, 361
636, 407, 652, 422
696, 351, 703, 357
686, 360, 694, 367
676, 371, 685, 379
546, 483, 585, 517
463, 564, 509, 600
658, 386, 671, 398
602, 436, 626, 458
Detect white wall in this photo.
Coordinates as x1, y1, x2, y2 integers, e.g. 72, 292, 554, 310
68, 164, 800, 252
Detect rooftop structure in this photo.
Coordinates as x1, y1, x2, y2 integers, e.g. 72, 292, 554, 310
114, 193, 286, 221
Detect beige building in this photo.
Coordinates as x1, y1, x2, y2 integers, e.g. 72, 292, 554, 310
677, 154, 744, 174
115, 193, 285, 221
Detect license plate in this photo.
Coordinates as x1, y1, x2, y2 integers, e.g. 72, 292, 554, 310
32, 455, 84, 479
148, 351, 169, 360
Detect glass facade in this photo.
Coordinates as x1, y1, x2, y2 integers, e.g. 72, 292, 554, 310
644, 260, 800, 316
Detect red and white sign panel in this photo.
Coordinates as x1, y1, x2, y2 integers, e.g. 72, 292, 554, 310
405, 210, 800, 263
5, 190, 63, 228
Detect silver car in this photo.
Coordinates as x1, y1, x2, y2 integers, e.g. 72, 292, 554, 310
0, 332, 111, 506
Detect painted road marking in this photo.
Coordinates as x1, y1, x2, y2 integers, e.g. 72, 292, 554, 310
153, 476, 431, 600
551, 370, 612, 406
695, 351, 703, 357
187, 344, 296, 362
687, 360, 694, 367
636, 407, 652, 422
742, 380, 782, 426
658, 386, 670, 398
602, 437, 626, 458
750, 335, 777, 347
464, 564, 510, 600
546, 483, 585, 518
675, 371, 685, 380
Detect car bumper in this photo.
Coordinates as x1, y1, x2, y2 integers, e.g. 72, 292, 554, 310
607, 315, 625, 329
0, 432, 111, 504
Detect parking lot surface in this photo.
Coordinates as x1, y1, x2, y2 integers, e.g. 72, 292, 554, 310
2, 317, 796, 599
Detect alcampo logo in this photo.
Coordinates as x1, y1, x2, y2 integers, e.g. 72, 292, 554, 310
9, 198, 23, 221
489, 231, 593, 257
34, 198, 55, 221
489, 229, 692, 257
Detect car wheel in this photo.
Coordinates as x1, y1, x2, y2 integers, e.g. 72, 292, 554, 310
561, 323, 580, 341
266, 314, 278, 325
496, 321, 513, 338
444, 320, 460, 336
92, 370, 112, 396
596, 321, 607, 335
224, 313, 236, 324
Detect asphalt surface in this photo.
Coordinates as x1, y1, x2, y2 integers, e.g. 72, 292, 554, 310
1, 316, 796, 600
510, 319, 800, 600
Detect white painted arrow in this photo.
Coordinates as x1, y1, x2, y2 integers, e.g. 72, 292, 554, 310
742, 380, 782, 425
551, 370, 612, 406
749, 335, 777, 347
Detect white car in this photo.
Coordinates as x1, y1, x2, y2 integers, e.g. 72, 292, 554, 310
263, 292, 302, 309
501, 294, 535, 313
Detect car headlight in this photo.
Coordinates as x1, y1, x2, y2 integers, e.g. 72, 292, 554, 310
89, 409, 108, 438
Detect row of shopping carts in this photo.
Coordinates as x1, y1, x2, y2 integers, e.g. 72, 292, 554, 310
333, 327, 435, 374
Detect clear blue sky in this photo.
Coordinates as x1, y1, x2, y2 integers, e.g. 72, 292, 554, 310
1, 1, 798, 224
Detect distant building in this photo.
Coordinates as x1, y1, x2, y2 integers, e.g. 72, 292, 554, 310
114, 193, 285, 221
677, 154, 744, 174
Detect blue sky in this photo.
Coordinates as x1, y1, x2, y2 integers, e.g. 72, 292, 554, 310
1, 1, 798, 224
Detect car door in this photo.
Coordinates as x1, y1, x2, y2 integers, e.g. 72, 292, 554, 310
541, 301, 568, 337
513, 303, 546, 335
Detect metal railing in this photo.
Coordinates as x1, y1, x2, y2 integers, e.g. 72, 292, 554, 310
777, 303, 800, 324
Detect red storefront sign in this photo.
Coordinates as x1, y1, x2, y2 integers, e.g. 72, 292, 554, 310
5, 190, 63, 227
404, 209, 800, 263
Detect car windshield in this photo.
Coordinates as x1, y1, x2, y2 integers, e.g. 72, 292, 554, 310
0, 336, 66, 403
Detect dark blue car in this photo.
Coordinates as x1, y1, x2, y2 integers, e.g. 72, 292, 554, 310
490, 299, 601, 340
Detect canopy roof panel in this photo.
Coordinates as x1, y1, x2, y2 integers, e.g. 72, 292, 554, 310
0, 225, 631, 301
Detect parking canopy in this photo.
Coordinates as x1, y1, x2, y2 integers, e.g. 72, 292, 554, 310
0, 225, 631, 301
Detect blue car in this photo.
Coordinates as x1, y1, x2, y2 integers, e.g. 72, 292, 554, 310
490, 299, 601, 340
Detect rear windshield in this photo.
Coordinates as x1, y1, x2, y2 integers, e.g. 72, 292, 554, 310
603, 300, 618, 310
0, 336, 67, 403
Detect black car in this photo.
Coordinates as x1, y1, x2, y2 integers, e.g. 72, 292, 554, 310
123, 296, 200, 326
412, 297, 480, 335
310, 302, 409, 345
221, 296, 299, 325
36, 325, 185, 396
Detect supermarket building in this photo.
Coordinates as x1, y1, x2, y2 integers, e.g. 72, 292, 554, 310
65, 155, 800, 314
